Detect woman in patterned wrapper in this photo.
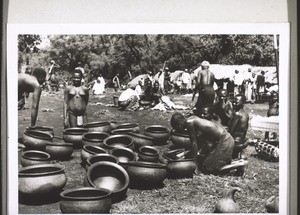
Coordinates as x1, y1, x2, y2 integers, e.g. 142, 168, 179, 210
63, 69, 89, 128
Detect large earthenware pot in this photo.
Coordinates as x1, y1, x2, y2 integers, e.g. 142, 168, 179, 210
103, 135, 134, 151
20, 150, 51, 167
82, 132, 110, 147
81, 145, 108, 164
22, 130, 53, 151
46, 137, 73, 160
26, 126, 54, 136
110, 147, 137, 167
86, 154, 119, 170
62, 128, 89, 149
126, 161, 167, 188
144, 125, 170, 146
111, 128, 136, 135
166, 159, 196, 179
138, 146, 159, 162
170, 129, 191, 149
86, 162, 130, 202
127, 132, 154, 149
83, 121, 112, 133
59, 187, 112, 214
115, 123, 140, 133
19, 164, 67, 197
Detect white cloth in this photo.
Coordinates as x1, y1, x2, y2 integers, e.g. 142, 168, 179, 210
118, 88, 139, 102
181, 72, 191, 84
233, 73, 244, 85
92, 81, 102, 95
135, 84, 143, 95
99, 77, 105, 93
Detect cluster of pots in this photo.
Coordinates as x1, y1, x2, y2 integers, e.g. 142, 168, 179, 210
19, 122, 196, 213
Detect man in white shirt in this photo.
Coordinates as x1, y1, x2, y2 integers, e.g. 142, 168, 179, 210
181, 69, 191, 94
118, 87, 140, 111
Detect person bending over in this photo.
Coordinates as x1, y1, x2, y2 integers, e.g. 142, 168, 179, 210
18, 68, 47, 127
170, 105, 234, 175
118, 86, 140, 111
64, 69, 89, 128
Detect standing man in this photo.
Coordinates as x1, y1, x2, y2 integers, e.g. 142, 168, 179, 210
64, 69, 89, 128
181, 69, 191, 94
192, 61, 215, 116
256, 70, 266, 102
47, 60, 59, 92
18, 68, 47, 127
112, 73, 120, 92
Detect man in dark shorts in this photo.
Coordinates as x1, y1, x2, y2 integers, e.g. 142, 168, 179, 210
18, 68, 47, 127
228, 94, 249, 158
214, 89, 234, 127
170, 105, 234, 175
192, 61, 215, 116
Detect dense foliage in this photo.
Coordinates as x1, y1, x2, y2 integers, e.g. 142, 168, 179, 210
19, 34, 277, 83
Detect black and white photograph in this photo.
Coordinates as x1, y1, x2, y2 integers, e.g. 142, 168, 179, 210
7, 23, 289, 214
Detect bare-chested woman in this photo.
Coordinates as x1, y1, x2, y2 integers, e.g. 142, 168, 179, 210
192, 61, 215, 116
64, 69, 89, 128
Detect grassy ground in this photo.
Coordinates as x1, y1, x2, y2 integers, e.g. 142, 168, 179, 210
18, 88, 279, 213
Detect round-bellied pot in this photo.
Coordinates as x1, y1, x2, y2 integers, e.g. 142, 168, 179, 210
46, 137, 73, 160
86, 154, 119, 170
86, 161, 130, 202
19, 164, 67, 198
170, 130, 191, 149
83, 121, 112, 133
166, 159, 196, 179
138, 146, 159, 162
127, 132, 154, 149
110, 121, 118, 130
115, 123, 140, 133
103, 135, 134, 151
111, 128, 136, 135
59, 187, 112, 214
82, 132, 110, 147
26, 126, 54, 136
144, 125, 170, 146
110, 147, 136, 166
81, 145, 108, 164
159, 149, 185, 164
126, 161, 167, 189
62, 128, 89, 149
22, 130, 53, 151
20, 150, 51, 167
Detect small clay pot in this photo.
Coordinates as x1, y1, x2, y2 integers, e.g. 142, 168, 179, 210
81, 145, 108, 164
170, 130, 191, 149
59, 187, 112, 214
115, 123, 140, 133
22, 130, 53, 151
83, 121, 112, 133
82, 132, 110, 147
20, 150, 51, 167
46, 137, 73, 160
144, 125, 170, 146
86, 154, 119, 170
103, 135, 134, 151
63, 128, 89, 149
138, 146, 159, 162
26, 126, 54, 136
127, 132, 154, 149
166, 159, 196, 179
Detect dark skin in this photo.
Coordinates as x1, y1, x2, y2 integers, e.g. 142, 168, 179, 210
228, 95, 249, 141
267, 93, 279, 117
64, 71, 89, 128
192, 66, 215, 101
18, 73, 45, 127
214, 90, 233, 126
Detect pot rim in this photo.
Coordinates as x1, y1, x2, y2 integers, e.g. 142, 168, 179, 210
26, 126, 54, 131
116, 123, 139, 128
24, 130, 53, 140
63, 127, 89, 134
111, 128, 135, 134
60, 187, 112, 200
139, 146, 159, 156
103, 135, 133, 148
21, 150, 51, 161
110, 147, 136, 161
47, 141, 73, 147
127, 161, 166, 168
19, 164, 65, 177
87, 161, 130, 194
128, 132, 154, 140
87, 154, 119, 166
83, 145, 107, 155
83, 121, 111, 128
82, 132, 110, 142
145, 125, 169, 133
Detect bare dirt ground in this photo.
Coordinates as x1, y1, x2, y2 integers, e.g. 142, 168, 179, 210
18, 88, 279, 214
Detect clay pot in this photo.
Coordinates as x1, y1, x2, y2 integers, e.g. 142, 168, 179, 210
83, 121, 112, 133
19, 164, 67, 197
46, 137, 73, 160
215, 187, 241, 213
86, 154, 119, 170
111, 128, 136, 135
138, 146, 159, 162
86, 161, 130, 202
127, 132, 154, 149
170, 130, 191, 149
126, 161, 167, 188
110, 147, 136, 167
20, 150, 51, 167
103, 135, 134, 151
144, 125, 170, 146
81, 145, 108, 164
82, 132, 110, 147
59, 187, 112, 214
26, 126, 54, 136
63, 128, 89, 149
22, 130, 53, 151
115, 123, 140, 133
166, 159, 196, 179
